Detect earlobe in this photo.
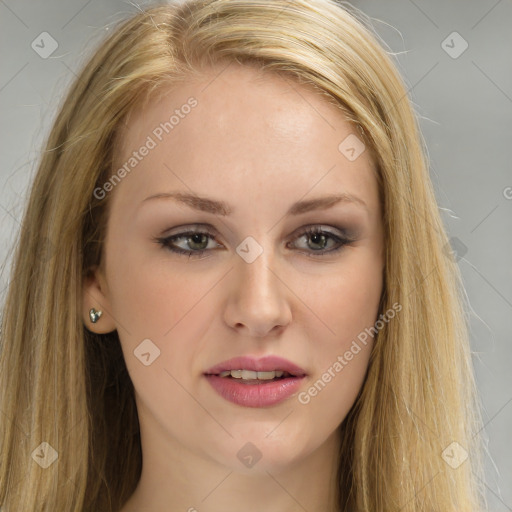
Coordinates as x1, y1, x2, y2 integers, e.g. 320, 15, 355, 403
82, 266, 117, 334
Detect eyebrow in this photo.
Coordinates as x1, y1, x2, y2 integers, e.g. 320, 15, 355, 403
140, 191, 368, 216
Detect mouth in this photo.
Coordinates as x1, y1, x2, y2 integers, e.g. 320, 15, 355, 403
204, 355, 307, 377
204, 355, 307, 408
212, 369, 297, 383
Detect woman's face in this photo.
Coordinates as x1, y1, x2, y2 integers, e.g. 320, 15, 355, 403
83, 63, 384, 474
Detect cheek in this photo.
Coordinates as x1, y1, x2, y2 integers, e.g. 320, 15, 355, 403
106, 242, 204, 340
106, 257, 210, 420
299, 249, 382, 405
296, 344, 371, 440
304, 249, 383, 346
106, 247, 222, 384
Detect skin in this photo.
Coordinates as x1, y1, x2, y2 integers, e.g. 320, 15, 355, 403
83, 63, 384, 512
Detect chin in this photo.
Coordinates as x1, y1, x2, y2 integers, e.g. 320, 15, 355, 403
209, 428, 315, 475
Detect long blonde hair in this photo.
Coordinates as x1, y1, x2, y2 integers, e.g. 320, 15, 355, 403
0, 0, 487, 510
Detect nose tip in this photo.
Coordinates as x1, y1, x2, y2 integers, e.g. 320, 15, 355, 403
223, 251, 292, 337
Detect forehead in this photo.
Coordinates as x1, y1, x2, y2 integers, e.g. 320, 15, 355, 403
116, 62, 368, 158
110, 63, 379, 219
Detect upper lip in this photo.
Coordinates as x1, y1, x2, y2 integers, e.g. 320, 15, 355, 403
205, 355, 307, 377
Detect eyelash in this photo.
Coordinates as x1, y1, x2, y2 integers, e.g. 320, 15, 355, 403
154, 225, 354, 259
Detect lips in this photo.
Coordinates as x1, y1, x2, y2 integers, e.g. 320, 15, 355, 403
204, 355, 307, 408
204, 355, 307, 377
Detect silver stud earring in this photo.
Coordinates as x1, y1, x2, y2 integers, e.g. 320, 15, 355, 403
89, 308, 103, 324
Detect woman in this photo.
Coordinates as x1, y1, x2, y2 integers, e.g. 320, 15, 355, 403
0, 0, 487, 510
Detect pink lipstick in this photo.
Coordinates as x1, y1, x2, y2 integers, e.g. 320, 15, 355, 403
204, 355, 307, 408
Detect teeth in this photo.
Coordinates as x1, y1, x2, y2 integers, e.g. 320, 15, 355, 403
241, 370, 258, 380
219, 370, 288, 379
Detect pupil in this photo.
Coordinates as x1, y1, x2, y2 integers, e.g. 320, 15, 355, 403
190, 234, 207, 249
310, 233, 326, 249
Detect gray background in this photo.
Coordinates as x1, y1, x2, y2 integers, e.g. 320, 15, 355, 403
0, 0, 510, 509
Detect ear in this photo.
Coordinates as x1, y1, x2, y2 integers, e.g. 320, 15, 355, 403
82, 265, 117, 334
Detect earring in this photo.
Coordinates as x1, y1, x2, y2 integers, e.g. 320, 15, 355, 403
89, 308, 103, 324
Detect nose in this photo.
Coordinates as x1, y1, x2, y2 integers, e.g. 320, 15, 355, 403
222, 243, 292, 338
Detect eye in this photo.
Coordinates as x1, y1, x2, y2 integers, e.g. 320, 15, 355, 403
287, 226, 352, 257
154, 228, 220, 259
154, 225, 354, 259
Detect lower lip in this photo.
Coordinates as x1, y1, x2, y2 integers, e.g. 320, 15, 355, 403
204, 375, 305, 408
